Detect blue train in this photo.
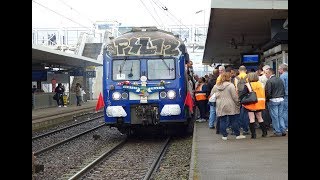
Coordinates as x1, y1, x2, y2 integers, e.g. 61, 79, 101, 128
103, 27, 194, 135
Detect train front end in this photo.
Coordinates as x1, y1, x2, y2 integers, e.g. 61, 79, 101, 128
102, 27, 192, 134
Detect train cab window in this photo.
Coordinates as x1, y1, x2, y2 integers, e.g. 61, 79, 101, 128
147, 59, 176, 80
112, 60, 140, 81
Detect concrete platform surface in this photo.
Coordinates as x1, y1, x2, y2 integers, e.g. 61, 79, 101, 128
189, 121, 288, 180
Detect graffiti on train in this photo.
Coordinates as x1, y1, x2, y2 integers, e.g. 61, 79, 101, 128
108, 37, 181, 56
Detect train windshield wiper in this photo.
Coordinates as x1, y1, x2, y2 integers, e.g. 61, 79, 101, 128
119, 58, 127, 74
128, 62, 133, 77
161, 58, 174, 75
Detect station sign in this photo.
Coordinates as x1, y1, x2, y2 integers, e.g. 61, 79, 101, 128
86, 71, 96, 78
70, 70, 83, 76
70, 70, 96, 78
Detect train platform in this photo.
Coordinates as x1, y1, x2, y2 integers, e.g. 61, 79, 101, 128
32, 100, 98, 131
189, 121, 288, 180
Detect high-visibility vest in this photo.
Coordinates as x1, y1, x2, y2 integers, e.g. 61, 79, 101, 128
243, 82, 265, 111
195, 84, 207, 101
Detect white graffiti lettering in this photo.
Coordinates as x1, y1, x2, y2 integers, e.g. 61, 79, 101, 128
110, 36, 181, 57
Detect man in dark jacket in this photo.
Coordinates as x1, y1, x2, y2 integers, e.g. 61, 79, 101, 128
265, 68, 286, 136
55, 83, 66, 107
207, 69, 219, 96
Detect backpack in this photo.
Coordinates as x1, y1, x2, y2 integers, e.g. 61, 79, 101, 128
235, 75, 247, 97
53, 93, 58, 100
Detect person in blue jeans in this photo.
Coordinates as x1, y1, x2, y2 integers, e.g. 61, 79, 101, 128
265, 68, 286, 136
234, 65, 250, 135
210, 72, 245, 140
278, 64, 288, 131
220, 115, 241, 138
207, 69, 219, 129
208, 101, 216, 129
268, 100, 285, 135
239, 106, 250, 134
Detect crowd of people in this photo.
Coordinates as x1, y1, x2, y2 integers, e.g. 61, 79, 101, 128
186, 61, 288, 140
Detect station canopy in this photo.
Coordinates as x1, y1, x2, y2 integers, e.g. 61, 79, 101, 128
203, 1, 288, 66
32, 45, 102, 70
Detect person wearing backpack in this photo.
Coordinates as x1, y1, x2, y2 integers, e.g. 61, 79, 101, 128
234, 65, 250, 135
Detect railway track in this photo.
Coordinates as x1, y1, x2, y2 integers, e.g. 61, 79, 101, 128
62, 137, 170, 180
33, 124, 106, 156
32, 115, 104, 141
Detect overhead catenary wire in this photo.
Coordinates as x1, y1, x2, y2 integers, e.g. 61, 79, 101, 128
57, 0, 96, 25
151, 0, 190, 29
138, 0, 162, 27
150, 0, 177, 25
147, 0, 166, 28
150, 0, 170, 27
32, 0, 92, 30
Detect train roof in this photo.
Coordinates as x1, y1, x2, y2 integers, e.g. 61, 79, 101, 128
126, 26, 175, 36
105, 27, 186, 57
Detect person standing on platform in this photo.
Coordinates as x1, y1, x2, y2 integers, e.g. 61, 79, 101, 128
235, 65, 250, 135
278, 64, 288, 131
195, 77, 208, 122
211, 72, 246, 140
242, 72, 267, 139
215, 65, 226, 85
75, 83, 82, 106
214, 65, 226, 133
207, 69, 219, 129
186, 60, 195, 88
55, 83, 66, 107
265, 68, 286, 136
260, 65, 270, 88
260, 65, 272, 129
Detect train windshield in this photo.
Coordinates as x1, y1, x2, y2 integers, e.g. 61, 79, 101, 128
112, 60, 140, 81
147, 59, 176, 80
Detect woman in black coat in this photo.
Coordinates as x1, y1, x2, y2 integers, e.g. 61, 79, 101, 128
55, 83, 65, 107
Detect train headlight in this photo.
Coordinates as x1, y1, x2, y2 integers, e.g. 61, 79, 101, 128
167, 90, 176, 99
112, 92, 121, 100
160, 91, 167, 99
121, 92, 128, 99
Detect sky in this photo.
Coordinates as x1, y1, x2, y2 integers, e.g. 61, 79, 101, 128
32, 0, 211, 29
